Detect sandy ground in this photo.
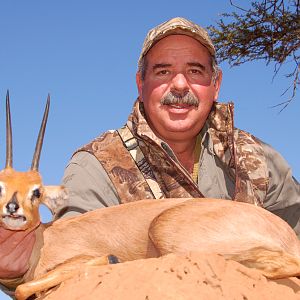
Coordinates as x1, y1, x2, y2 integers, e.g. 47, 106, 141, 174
36, 252, 300, 300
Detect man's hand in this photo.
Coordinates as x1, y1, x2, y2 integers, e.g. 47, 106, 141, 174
0, 226, 37, 279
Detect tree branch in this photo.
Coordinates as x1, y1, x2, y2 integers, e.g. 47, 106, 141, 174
207, 0, 300, 108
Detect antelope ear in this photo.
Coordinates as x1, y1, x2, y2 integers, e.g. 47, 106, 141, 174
42, 185, 68, 215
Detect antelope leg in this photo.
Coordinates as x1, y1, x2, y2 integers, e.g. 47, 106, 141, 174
15, 254, 119, 300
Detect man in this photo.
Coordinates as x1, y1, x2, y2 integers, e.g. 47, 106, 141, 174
0, 17, 299, 296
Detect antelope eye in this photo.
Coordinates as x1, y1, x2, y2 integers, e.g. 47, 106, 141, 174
32, 188, 41, 198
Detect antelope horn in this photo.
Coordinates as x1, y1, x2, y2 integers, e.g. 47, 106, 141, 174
31, 94, 50, 171
5, 90, 13, 169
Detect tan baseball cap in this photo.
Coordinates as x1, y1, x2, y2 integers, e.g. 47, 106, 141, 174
138, 17, 216, 69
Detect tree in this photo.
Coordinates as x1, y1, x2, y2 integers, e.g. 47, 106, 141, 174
207, 0, 299, 109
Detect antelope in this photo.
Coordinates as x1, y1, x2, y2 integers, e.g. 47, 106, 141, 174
0, 92, 66, 233
1, 93, 300, 300
16, 199, 300, 300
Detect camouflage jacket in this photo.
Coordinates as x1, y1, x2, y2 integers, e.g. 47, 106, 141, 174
61, 100, 300, 235
75, 100, 268, 206
2, 100, 299, 297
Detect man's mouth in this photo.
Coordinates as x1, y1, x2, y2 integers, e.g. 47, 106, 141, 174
2, 214, 27, 229
168, 103, 192, 109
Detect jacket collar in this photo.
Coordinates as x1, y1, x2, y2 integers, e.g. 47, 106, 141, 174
127, 99, 235, 158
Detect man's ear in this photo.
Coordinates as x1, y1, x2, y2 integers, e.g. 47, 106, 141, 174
213, 69, 223, 101
136, 72, 143, 101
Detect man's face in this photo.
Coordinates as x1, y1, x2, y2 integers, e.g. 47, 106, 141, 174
136, 35, 222, 143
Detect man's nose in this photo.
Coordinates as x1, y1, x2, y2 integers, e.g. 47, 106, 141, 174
170, 73, 189, 95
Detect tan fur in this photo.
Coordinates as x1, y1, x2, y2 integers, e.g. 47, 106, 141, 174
15, 255, 112, 300
0, 176, 299, 299
13, 197, 300, 300
148, 199, 300, 278
0, 168, 66, 231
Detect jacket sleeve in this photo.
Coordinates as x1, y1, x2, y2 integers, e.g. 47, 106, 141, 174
57, 151, 121, 219
262, 142, 300, 238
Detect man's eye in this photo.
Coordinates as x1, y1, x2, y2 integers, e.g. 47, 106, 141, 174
189, 69, 202, 74
156, 70, 169, 75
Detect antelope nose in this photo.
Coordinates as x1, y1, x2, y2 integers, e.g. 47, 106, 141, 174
6, 193, 19, 214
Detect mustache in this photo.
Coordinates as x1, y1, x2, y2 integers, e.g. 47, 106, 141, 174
160, 91, 199, 108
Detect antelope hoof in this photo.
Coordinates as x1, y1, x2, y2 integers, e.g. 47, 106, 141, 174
108, 254, 120, 264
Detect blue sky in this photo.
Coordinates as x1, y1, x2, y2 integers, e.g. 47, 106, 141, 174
0, 1, 299, 298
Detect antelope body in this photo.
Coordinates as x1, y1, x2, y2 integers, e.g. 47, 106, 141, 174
35, 197, 300, 276
16, 197, 300, 300
1, 92, 300, 300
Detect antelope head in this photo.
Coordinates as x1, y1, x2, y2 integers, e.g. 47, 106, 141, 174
0, 92, 67, 231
